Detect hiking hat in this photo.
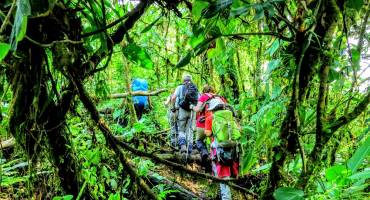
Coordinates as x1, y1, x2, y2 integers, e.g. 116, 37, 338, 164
182, 74, 192, 82
207, 97, 225, 111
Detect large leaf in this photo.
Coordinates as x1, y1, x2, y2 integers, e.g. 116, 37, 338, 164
176, 37, 214, 68
0, 43, 11, 62
273, 187, 304, 200
326, 165, 349, 182
347, 136, 370, 172
10, 0, 31, 49
122, 43, 154, 69
346, 0, 364, 11
175, 52, 192, 68
267, 59, 280, 74
202, 0, 233, 19
192, 0, 209, 19
189, 34, 205, 48
349, 169, 370, 180
230, 0, 251, 17
141, 15, 162, 33
240, 145, 256, 175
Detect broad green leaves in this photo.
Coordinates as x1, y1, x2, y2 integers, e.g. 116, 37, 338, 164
192, 1, 209, 19
52, 195, 74, 200
326, 165, 349, 182
267, 59, 280, 74
123, 43, 153, 69
202, 0, 233, 19
230, 0, 282, 19
141, 15, 162, 33
0, 43, 11, 62
176, 52, 192, 68
10, 0, 31, 50
347, 136, 370, 172
273, 187, 304, 200
175, 37, 214, 68
346, 0, 364, 11
207, 38, 225, 59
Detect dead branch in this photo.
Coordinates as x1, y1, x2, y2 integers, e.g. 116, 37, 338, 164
108, 89, 167, 99
328, 90, 370, 133
147, 171, 202, 200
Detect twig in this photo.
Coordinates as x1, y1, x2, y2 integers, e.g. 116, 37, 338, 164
0, 0, 16, 35
222, 32, 292, 42
25, 36, 83, 47
328, 90, 370, 133
81, 14, 129, 38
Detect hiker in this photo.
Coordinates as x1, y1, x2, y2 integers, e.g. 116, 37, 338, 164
204, 95, 241, 200
171, 74, 199, 156
190, 84, 216, 165
131, 78, 150, 120
164, 91, 178, 148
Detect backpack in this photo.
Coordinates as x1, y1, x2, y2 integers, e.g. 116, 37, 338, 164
212, 109, 241, 165
131, 79, 149, 107
198, 94, 226, 123
178, 82, 198, 111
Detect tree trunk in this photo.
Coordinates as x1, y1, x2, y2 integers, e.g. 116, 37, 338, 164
264, 0, 344, 197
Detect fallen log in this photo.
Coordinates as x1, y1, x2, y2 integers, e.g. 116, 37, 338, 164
0, 138, 15, 149
109, 89, 167, 99
157, 153, 202, 164
147, 171, 203, 200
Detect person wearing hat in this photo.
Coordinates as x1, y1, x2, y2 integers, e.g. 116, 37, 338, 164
171, 74, 199, 157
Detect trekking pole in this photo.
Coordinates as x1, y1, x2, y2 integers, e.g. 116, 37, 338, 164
186, 110, 194, 161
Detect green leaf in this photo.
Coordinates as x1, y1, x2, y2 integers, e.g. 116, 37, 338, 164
192, 24, 204, 36
141, 15, 162, 33
267, 59, 280, 73
328, 68, 341, 82
52, 195, 73, 200
175, 52, 192, 68
266, 40, 281, 56
189, 34, 205, 48
349, 169, 370, 180
10, 0, 31, 49
347, 136, 370, 172
123, 43, 154, 69
273, 187, 304, 200
352, 49, 360, 63
16, 16, 28, 42
110, 179, 118, 190
346, 0, 364, 11
192, 0, 209, 19
241, 146, 256, 175
0, 43, 11, 62
253, 5, 264, 20
326, 165, 349, 181
202, 0, 233, 19
230, 0, 251, 17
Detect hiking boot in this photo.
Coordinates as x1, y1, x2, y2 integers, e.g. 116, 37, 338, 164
180, 145, 187, 154
179, 145, 187, 163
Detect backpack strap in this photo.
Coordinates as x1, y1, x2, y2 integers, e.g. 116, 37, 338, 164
200, 93, 219, 111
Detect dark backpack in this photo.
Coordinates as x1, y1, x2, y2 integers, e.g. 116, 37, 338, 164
178, 82, 198, 111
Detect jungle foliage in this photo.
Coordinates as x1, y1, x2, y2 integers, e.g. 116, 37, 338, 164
0, 0, 369, 199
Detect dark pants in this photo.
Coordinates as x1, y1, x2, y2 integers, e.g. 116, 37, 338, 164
134, 103, 145, 120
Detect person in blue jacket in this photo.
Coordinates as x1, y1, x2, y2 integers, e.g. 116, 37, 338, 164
131, 78, 150, 120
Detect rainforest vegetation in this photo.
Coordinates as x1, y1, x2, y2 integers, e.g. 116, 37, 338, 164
0, 0, 369, 199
